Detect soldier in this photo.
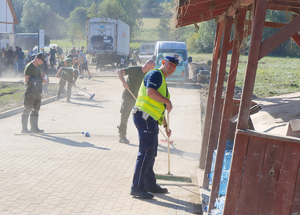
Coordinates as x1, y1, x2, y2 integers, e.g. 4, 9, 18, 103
55, 68, 79, 103
21, 53, 46, 133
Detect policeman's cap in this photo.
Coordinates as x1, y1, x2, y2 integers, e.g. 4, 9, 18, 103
164, 56, 179, 66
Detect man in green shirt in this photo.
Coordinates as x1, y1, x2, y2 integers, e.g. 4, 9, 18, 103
55, 67, 79, 102
117, 60, 155, 143
21, 53, 47, 133
57, 57, 78, 71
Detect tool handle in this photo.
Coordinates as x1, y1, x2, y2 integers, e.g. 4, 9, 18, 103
127, 88, 137, 100
167, 111, 170, 174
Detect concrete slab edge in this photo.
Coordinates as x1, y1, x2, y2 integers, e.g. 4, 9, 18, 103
0, 96, 62, 119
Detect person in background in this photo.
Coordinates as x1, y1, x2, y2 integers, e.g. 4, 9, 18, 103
117, 60, 155, 144
21, 53, 46, 133
77, 49, 91, 79
57, 46, 64, 63
49, 47, 57, 68
130, 56, 178, 199
5, 46, 14, 69
16, 47, 25, 72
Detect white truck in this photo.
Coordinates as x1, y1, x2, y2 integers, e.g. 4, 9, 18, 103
86, 18, 130, 67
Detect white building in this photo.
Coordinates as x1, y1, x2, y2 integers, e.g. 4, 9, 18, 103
0, 0, 18, 49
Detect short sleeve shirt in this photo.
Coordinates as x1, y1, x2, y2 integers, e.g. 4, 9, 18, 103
78, 52, 87, 63
59, 58, 72, 67
144, 70, 163, 90
61, 67, 77, 79
124, 66, 145, 96
24, 62, 42, 86
50, 49, 57, 57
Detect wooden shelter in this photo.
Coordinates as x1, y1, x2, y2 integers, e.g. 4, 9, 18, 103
175, 0, 300, 214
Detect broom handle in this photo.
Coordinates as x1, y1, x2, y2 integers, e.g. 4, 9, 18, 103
167, 111, 170, 174
127, 88, 168, 139
61, 78, 90, 96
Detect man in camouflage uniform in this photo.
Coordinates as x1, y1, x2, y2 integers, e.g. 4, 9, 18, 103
21, 53, 46, 133
55, 67, 79, 103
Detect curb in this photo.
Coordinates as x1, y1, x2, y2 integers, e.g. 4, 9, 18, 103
0, 96, 60, 119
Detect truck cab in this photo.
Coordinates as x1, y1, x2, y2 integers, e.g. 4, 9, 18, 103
154, 41, 192, 81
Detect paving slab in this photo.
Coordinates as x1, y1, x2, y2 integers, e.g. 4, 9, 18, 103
0, 67, 202, 214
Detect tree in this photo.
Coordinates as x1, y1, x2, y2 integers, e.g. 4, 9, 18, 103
87, 0, 142, 34
66, 7, 88, 42
20, 0, 65, 39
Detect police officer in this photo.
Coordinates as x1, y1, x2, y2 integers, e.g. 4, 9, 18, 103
130, 56, 178, 199
21, 53, 46, 133
55, 68, 79, 102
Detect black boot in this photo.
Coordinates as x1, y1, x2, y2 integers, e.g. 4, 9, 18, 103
21, 115, 31, 133
30, 114, 44, 133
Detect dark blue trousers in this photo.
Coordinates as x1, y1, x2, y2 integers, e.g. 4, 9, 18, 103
131, 111, 158, 191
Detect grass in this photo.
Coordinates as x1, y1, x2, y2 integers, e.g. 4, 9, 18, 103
141, 18, 160, 29
0, 82, 58, 113
189, 52, 300, 99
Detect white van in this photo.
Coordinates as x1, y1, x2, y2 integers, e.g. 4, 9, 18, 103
154, 41, 192, 81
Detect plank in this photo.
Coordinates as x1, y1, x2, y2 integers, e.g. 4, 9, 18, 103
236, 136, 267, 215
272, 142, 300, 215
291, 165, 300, 214
223, 133, 249, 215
255, 139, 284, 215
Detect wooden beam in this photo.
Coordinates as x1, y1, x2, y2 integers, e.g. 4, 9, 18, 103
270, 0, 300, 9
179, 0, 235, 7
199, 22, 224, 169
268, 4, 300, 14
236, 0, 267, 130
264, 21, 286, 28
177, 12, 224, 27
292, 33, 300, 48
259, 14, 300, 60
7, 0, 19, 24
208, 7, 247, 212
179, 2, 232, 17
202, 17, 233, 189
217, 0, 254, 22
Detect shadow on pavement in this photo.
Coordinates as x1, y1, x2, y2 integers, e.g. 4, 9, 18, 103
34, 134, 110, 150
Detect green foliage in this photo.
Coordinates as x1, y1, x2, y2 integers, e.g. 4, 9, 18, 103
20, 0, 65, 39
186, 20, 217, 53
140, 0, 164, 18
66, 7, 88, 41
87, 0, 142, 34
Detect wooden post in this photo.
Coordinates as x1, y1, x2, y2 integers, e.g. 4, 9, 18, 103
223, 0, 268, 214
202, 17, 233, 189
208, 7, 247, 212
236, 0, 268, 130
199, 22, 224, 169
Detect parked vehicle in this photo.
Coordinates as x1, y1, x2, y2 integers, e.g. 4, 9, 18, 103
86, 18, 130, 67
154, 41, 192, 81
154, 53, 186, 82
139, 43, 155, 63
14, 33, 50, 51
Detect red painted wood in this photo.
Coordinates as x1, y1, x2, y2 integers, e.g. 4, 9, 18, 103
236, 136, 267, 215
273, 142, 300, 215
236, 0, 268, 130
259, 14, 300, 60
208, 8, 247, 212
202, 17, 233, 189
223, 133, 249, 215
291, 166, 300, 214
199, 22, 224, 169
292, 33, 300, 48
255, 139, 284, 215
